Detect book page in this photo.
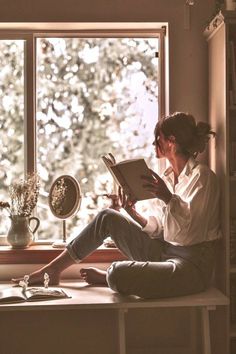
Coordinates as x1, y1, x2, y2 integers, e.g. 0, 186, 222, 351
101, 153, 116, 166
116, 158, 142, 165
102, 154, 157, 201
107, 153, 116, 164
23, 287, 70, 301
116, 159, 155, 201
102, 154, 122, 187
0, 287, 25, 303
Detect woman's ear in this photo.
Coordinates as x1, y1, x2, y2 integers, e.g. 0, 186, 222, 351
168, 135, 177, 154
168, 135, 176, 145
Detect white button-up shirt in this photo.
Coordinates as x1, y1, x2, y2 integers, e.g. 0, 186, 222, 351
142, 157, 222, 246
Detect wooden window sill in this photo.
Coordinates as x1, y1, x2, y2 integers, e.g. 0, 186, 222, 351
0, 245, 127, 264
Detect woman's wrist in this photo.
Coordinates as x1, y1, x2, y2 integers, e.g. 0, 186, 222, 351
126, 208, 147, 228
163, 191, 172, 205
124, 206, 136, 216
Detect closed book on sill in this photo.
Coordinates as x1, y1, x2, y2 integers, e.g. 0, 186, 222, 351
0, 286, 70, 304
101, 153, 155, 201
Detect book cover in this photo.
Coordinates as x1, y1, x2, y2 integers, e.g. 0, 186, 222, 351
0, 286, 70, 304
101, 153, 155, 201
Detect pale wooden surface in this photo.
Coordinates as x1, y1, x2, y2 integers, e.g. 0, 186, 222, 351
0, 281, 229, 312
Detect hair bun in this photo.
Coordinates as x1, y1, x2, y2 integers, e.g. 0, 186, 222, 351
196, 122, 210, 136
194, 121, 216, 154
157, 112, 216, 158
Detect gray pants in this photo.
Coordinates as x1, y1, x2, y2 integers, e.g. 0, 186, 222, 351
67, 209, 217, 299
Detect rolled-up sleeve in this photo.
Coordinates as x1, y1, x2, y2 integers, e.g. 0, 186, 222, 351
142, 215, 163, 238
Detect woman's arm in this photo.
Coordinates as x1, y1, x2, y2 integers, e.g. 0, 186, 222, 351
142, 169, 172, 204
118, 187, 148, 228
160, 169, 219, 245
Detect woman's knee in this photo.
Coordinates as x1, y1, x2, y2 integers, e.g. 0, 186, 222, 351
96, 208, 122, 224
96, 208, 127, 235
106, 261, 136, 293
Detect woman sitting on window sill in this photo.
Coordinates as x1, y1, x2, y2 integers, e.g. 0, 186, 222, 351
13, 112, 221, 299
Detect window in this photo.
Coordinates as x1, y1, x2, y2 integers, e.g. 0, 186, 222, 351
0, 25, 167, 244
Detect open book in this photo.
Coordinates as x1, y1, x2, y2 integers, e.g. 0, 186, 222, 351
0, 286, 70, 304
101, 153, 155, 201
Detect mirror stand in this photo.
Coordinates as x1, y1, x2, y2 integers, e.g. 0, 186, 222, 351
49, 175, 82, 249
52, 220, 67, 248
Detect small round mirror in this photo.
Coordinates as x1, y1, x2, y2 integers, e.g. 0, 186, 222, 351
48, 175, 82, 248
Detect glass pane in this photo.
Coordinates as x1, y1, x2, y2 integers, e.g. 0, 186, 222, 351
36, 37, 159, 241
0, 40, 25, 234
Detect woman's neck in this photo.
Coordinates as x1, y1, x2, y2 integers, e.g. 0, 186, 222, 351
168, 154, 189, 179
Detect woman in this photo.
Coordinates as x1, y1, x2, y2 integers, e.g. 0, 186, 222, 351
13, 112, 221, 299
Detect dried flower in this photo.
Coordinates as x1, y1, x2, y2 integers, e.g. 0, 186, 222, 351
0, 201, 10, 209
51, 178, 67, 215
0, 173, 40, 217
0, 201, 11, 215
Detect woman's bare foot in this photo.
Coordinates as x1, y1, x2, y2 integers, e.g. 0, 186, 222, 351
11, 268, 60, 286
80, 267, 107, 285
12, 249, 76, 286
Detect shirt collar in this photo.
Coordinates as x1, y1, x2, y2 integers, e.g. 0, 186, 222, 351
163, 157, 198, 179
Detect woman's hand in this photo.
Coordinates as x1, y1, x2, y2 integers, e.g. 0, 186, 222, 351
103, 193, 121, 211
104, 187, 147, 228
142, 169, 172, 204
118, 186, 137, 213
103, 187, 137, 212
118, 187, 147, 228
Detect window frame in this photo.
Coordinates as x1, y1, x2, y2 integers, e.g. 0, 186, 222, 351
0, 23, 168, 265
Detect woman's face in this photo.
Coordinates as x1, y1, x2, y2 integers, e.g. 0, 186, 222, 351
153, 131, 171, 159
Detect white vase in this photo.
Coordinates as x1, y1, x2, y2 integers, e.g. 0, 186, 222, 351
7, 215, 40, 249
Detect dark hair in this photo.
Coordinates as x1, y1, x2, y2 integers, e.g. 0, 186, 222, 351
154, 112, 216, 158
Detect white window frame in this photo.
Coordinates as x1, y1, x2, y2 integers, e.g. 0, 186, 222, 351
0, 23, 168, 248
